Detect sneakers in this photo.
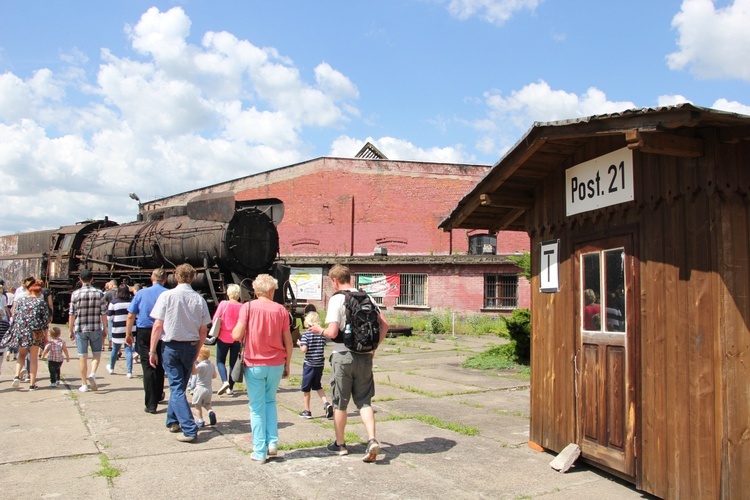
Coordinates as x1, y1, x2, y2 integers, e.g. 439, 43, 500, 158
327, 441, 348, 456
299, 410, 312, 419
324, 402, 334, 419
176, 434, 196, 443
50, 382, 57, 388
29, 384, 39, 391
87, 374, 98, 391
126, 372, 133, 379
106, 365, 114, 375
250, 453, 266, 463
217, 380, 230, 395
363, 438, 381, 463
19, 368, 27, 380
79, 385, 89, 392
226, 388, 233, 396
167, 423, 182, 433
196, 419, 205, 428
208, 410, 217, 426
268, 444, 278, 457
11, 377, 21, 388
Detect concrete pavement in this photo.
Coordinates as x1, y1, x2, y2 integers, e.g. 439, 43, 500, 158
0, 327, 649, 499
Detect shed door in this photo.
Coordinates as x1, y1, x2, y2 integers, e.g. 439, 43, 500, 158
576, 234, 636, 477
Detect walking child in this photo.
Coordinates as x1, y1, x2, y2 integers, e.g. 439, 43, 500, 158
42, 326, 70, 387
297, 311, 333, 419
191, 346, 217, 427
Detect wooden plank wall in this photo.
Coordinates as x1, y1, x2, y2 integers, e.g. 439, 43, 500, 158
527, 131, 750, 498
715, 139, 750, 496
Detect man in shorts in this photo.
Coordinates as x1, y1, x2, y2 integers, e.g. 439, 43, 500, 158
309, 264, 389, 462
68, 268, 108, 392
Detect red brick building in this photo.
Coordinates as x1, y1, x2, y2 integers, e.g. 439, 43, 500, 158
144, 148, 530, 316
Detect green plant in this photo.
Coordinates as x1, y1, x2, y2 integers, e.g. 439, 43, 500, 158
509, 252, 531, 279
95, 454, 121, 479
503, 308, 531, 363
463, 345, 517, 370
429, 316, 446, 335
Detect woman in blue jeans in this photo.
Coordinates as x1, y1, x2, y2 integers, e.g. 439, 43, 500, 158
232, 274, 292, 463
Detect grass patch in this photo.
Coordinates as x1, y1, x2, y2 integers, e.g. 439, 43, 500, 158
463, 344, 521, 371
278, 431, 362, 451
382, 413, 479, 436
95, 454, 120, 479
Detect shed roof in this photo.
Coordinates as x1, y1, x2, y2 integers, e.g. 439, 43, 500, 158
439, 104, 750, 232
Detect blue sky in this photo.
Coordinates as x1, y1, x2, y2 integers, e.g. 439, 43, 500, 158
1, 0, 748, 235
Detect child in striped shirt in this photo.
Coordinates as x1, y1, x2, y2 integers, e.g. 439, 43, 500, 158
42, 326, 70, 387
296, 311, 332, 419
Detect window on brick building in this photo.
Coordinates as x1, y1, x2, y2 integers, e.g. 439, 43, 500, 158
397, 273, 427, 307
484, 274, 518, 309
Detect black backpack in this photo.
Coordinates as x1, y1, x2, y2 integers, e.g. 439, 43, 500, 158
333, 289, 380, 353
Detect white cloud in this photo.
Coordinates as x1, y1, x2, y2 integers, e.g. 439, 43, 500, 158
0, 6, 359, 235
712, 98, 750, 116
475, 80, 636, 156
329, 135, 471, 164
444, 0, 540, 25
657, 94, 692, 106
667, 0, 750, 80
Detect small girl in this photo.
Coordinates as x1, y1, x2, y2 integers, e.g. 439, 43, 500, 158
296, 311, 332, 419
42, 326, 70, 387
192, 346, 217, 427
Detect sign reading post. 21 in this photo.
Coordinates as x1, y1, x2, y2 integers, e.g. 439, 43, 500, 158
565, 147, 634, 216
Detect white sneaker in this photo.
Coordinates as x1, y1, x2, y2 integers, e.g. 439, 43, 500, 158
19, 368, 27, 379
217, 380, 230, 395
106, 365, 114, 374
87, 374, 98, 391
127, 372, 133, 379
226, 388, 233, 396
79, 385, 89, 392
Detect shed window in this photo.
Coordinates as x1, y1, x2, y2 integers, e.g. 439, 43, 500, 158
397, 273, 427, 307
484, 274, 518, 309
581, 248, 625, 332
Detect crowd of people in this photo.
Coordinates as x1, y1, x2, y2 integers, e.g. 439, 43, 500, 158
0, 263, 386, 463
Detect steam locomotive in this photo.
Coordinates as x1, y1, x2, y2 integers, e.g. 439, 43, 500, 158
0, 192, 298, 323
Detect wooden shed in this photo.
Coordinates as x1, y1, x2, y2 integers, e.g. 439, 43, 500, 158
440, 104, 750, 498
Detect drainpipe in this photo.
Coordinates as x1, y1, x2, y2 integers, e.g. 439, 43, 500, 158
350, 196, 355, 256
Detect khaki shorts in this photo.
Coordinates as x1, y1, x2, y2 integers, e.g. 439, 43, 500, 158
329, 350, 374, 411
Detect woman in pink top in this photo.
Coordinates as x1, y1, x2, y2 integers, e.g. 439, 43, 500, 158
232, 274, 292, 463
213, 284, 243, 396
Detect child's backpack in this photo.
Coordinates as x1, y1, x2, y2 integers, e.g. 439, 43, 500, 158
333, 289, 380, 353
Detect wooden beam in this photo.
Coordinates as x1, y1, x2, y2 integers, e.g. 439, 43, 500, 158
625, 129, 704, 158
480, 193, 534, 209
492, 208, 526, 232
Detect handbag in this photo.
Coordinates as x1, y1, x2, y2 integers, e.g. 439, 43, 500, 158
231, 346, 244, 383
208, 316, 222, 339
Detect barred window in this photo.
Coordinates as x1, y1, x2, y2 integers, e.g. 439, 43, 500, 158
484, 274, 518, 309
398, 273, 427, 307
354, 273, 384, 305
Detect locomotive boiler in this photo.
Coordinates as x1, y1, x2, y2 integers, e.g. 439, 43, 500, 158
1, 192, 293, 322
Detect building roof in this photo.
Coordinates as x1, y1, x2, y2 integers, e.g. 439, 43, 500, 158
439, 104, 750, 232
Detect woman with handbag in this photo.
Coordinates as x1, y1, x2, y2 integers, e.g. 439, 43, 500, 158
213, 284, 243, 396
232, 274, 292, 463
2, 280, 50, 390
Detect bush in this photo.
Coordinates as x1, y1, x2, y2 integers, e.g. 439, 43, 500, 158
502, 308, 531, 364
429, 316, 446, 335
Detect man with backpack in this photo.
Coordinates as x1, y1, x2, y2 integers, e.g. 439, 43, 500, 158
309, 264, 389, 463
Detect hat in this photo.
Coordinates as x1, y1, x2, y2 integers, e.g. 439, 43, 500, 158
79, 268, 93, 280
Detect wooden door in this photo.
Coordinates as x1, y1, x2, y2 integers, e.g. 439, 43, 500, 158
576, 234, 636, 477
